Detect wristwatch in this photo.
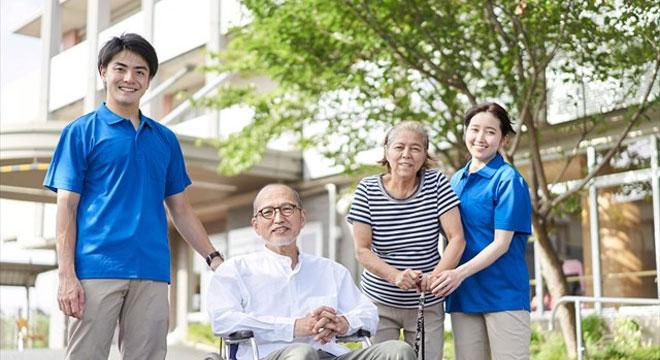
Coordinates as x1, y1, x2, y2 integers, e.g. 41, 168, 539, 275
205, 250, 224, 266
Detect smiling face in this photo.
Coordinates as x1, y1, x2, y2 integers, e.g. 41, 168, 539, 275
465, 111, 507, 166
251, 185, 305, 250
100, 50, 150, 112
385, 129, 427, 179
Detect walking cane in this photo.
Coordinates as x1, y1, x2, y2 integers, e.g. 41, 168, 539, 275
414, 292, 425, 360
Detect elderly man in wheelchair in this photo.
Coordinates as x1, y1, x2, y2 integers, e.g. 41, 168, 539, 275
207, 184, 416, 360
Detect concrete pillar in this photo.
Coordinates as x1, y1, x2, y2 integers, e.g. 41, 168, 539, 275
200, 235, 225, 316
651, 135, 660, 301
48, 283, 66, 349
176, 238, 191, 334
206, 0, 226, 137
33, 203, 44, 238
142, 0, 155, 42
39, 0, 61, 122
140, 0, 161, 118
84, 0, 110, 112
587, 147, 603, 313
168, 237, 177, 332
534, 241, 544, 315
200, 268, 210, 316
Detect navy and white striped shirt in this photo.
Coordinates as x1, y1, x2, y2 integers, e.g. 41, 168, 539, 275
347, 169, 460, 309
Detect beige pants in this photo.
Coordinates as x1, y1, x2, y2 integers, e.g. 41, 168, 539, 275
373, 302, 444, 360
263, 340, 416, 360
66, 279, 169, 360
451, 311, 530, 360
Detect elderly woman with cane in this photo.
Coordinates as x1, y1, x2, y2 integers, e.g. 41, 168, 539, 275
347, 121, 465, 360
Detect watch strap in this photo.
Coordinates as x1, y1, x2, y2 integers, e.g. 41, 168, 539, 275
206, 250, 224, 266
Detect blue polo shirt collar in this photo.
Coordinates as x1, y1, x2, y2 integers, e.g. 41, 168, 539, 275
461, 153, 505, 179
97, 103, 153, 128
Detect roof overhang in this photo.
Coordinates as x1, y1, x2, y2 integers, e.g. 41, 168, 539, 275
0, 122, 303, 211
517, 104, 660, 161
0, 261, 57, 287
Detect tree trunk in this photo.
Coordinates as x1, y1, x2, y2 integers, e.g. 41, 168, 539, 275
532, 213, 578, 358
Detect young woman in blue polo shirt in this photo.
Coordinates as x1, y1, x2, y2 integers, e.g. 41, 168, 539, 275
429, 102, 532, 359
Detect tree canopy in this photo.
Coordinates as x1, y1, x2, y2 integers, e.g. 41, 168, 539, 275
202, 0, 658, 175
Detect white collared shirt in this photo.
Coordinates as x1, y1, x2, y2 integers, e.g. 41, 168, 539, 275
207, 246, 378, 360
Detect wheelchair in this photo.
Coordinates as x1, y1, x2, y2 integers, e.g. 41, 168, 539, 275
203, 329, 372, 360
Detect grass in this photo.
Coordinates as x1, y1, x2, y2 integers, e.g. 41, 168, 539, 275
187, 322, 221, 347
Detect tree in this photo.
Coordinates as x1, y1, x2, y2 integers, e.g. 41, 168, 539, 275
201, 1, 659, 356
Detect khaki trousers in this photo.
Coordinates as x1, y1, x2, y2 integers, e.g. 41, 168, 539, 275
65, 279, 169, 360
451, 311, 530, 360
373, 302, 444, 360
263, 340, 416, 360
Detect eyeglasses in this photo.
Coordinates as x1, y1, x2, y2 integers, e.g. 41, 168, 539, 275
254, 203, 300, 219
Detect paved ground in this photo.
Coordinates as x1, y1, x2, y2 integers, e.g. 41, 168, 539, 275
0, 342, 213, 359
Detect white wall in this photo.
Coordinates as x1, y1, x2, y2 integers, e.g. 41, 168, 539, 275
49, 0, 212, 112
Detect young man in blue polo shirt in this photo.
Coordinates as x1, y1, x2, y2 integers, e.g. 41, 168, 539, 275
44, 33, 224, 360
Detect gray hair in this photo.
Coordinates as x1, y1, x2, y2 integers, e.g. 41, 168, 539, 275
378, 121, 433, 173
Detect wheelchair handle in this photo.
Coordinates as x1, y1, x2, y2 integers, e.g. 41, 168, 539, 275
226, 330, 255, 342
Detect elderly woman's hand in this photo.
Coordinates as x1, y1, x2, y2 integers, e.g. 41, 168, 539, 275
393, 269, 423, 290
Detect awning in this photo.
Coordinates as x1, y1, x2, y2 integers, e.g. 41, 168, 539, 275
0, 261, 57, 287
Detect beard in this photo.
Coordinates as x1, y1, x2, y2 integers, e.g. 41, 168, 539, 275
268, 237, 297, 247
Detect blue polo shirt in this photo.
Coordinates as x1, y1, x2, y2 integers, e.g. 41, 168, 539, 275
44, 104, 191, 283
446, 153, 532, 313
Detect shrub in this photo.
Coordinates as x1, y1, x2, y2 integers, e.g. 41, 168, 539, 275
582, 314, 607, 345
586, 318, 660, 360
531, 328, 568, 360
187, 322, 220, 347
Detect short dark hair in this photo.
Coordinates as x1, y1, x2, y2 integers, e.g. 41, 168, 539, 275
464, 102, 516, 137
98, 33, 158, 79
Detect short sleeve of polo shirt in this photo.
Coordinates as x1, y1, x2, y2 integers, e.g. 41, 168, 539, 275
346, 178, 371, 225
494, 176, 532, 234
163, 131, 192, 197
43, 123, 88, 193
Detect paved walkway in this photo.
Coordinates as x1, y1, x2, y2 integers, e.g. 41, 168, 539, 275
0, 342, 212, 359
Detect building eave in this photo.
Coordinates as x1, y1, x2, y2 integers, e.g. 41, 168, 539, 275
0, 122, 303, 205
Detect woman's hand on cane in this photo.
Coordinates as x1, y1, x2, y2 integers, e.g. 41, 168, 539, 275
393, 268, 422, 290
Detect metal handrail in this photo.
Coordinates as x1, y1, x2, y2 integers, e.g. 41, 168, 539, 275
549, 296, 660, 360
530, 269, 658, 286
161, 73, 230, 125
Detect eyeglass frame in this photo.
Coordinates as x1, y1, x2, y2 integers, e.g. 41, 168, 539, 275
253, 203, 301, 219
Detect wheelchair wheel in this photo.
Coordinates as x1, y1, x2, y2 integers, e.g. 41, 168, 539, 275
202, 352, 222, 360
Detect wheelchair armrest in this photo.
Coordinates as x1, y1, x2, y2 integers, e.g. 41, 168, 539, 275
225, 330, 255, 343
336, 329, 371, 342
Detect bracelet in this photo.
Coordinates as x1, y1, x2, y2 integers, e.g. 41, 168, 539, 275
205, 250, 224, 266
